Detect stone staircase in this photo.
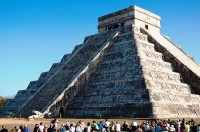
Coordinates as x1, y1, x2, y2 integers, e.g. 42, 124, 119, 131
62, 25, 153, 118
138, 29, 200, 118
14, 29, 118, 117
62, 25, 200, 118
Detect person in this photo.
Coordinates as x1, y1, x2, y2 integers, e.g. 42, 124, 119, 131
76, 123, 82, 132
38, 122, 44, 132
44, 125, 48, 132
121, 121, 129, 131
70, 123, 75, 132
23, 125, 30, 132
47, 124, 54, 132
33, 124, 39, 132
86, 122, 91, 132
196, 124, 200, 132
15, 126, 21, 132
19, 126, 24, 132
93, 121, 99, 131
0, 126, 8, 132
59, 124, 66, 132
135, 125, 142, 132
105, 119, 110, 132
115, 122, 121, 132
154, 123, 162, 132
65, 122, 70, 132
98, 121, 103, 132
51, 119, 59, 131
131, 121, 138, 132
168, 125, 175, 132
110, 122, 115, 132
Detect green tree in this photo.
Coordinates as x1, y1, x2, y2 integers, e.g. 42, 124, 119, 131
0, 96, 7, 108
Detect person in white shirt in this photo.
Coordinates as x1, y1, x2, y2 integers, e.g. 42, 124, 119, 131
105, 119, 110, 132
70, 123, 75, 132
115, 122, 121, 132
38, 122, 44, 132
131, 121, 138, 132
86, 122, 91, 132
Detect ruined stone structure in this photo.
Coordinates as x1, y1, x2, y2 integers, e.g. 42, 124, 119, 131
1, 5, 200, 118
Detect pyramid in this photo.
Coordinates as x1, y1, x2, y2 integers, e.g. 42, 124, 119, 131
1, 5, 200, 118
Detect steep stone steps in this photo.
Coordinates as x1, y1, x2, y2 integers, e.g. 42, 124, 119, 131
142, 68, 182, 83
145, 79, 190, 95
64, 27, 152, 118
140, 58, 172, 72
16, 30, 117, 117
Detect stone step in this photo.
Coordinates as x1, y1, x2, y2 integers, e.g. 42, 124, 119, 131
100, 57, 139, 68
150, 93, 200, 105
38, 72, 54, 82
26, 81, 38, 90
60, 53, 71, 63
77, 87, 148, 97
145, 79, 191, 95
104, 41, 135, 53
140, 57, 173, 72
89, 77, 145, 87
71, 44, 83, 54
93, 66, 142, 77
49, 63, 63, 73
142, 68, 182, 83
65, 102, 152, 118
68, 93, 150, 107
137, 49, 163, 61
135, 39, 156, 52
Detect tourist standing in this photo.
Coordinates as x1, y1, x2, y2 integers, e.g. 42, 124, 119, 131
33, 124, 39, 132
131, 121, 138, 132
121, 121, 129, 131
70, 123, 75, 132
76, 123, 82, 132
38, 122, 44, 132
105, 119, 110, 132
86, 122, 91, 132
59, 124, 66, 132
98, 121, 103, 132
23, 125, 30, 132
47, 124, 54, 132
115, 122, 120, 132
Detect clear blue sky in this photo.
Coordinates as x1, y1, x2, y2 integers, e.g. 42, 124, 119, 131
0, 0, 200, 97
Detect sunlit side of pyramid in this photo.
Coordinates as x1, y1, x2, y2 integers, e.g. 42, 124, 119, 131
1, 5, 200, 118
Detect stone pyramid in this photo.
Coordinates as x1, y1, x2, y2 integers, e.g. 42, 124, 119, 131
1, 5, 200, 118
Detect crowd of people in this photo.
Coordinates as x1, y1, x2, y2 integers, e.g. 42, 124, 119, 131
1, 118, 200, 132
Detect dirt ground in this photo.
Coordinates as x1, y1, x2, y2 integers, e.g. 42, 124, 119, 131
0, 118, 200, 131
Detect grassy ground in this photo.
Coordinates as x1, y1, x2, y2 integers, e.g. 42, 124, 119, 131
0, 118, 200, 131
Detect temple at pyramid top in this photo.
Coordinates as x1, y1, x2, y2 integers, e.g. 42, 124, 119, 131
98, 5, 161, 33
